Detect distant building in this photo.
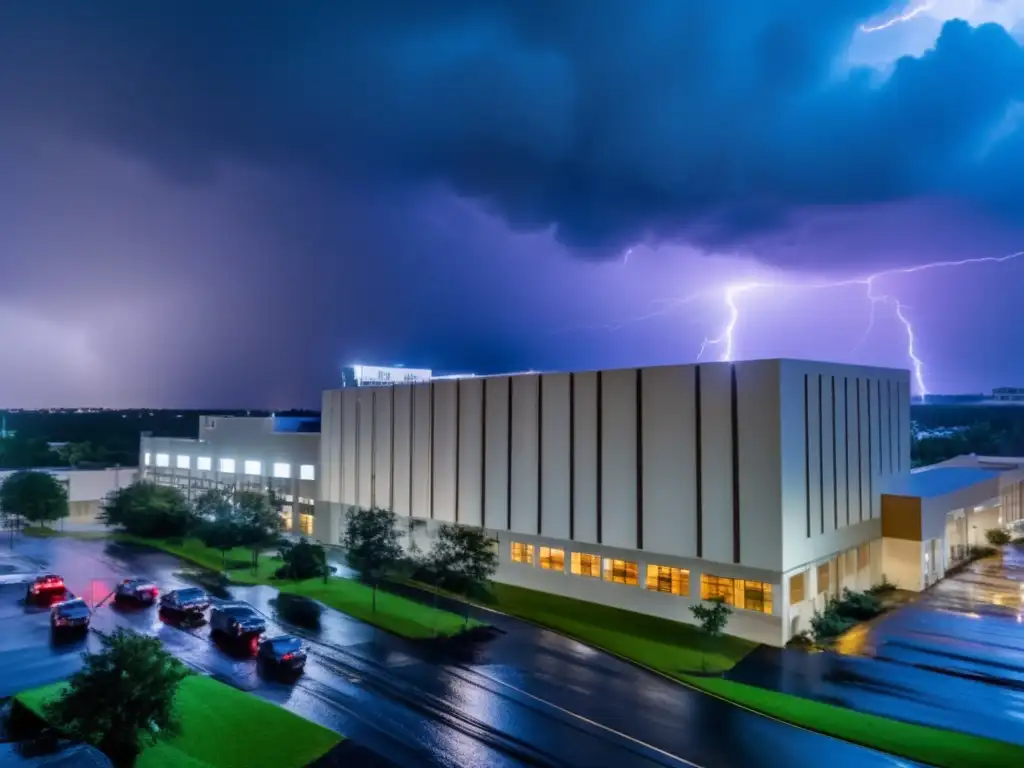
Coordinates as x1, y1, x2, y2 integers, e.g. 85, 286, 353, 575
0, 466, 136, 525
992, 387, 1024, 402
341, 365, 433, 388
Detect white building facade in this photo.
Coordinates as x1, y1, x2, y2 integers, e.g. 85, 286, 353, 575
315, 359, 913, 646
140, 415, 320, 535
0, 466, 137, 524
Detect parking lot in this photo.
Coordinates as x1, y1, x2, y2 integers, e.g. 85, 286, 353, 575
728, 547, 1024, 745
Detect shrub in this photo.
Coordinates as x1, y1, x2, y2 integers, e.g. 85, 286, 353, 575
985, 528, 1011, 546
99, 482, 194, 538
275, 538, 328, 580
811, 600, 853, 642
689, 596, 732, 637
835, 588, 883, 621
866, 578, 897, 595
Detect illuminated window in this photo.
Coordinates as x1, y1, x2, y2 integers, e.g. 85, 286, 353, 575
603, 559, 639, 585
219, 458, 236, 474
144, 452, 151, 466
511, 542, 534, 564
539, 547, 565, 571
645, 565, 690, 596
196, 456, 212, 471
273, 462, 291, 479
300, 513, 314, 536
700, 574, 774, 615
817, 563, 830, 595
155, 453, 170, 468
244, 460, 262, 476
570, 552, 601, 578
280, 507, 293, 532
858, 544, 870, 571
789, 572, 806, 604
300, 464, 316, 481
176, 455, 190, 470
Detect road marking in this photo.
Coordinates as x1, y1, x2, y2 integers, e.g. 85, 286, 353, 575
453, 666, 703, 768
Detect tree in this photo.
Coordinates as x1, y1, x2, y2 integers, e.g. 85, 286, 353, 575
690, 596, 732, 638
0, 470, 69, 528
986, 527, 1012, 546
99, 481, 194, 538
233, 489, 283, 572
342, 507, 404, 612
276, 537, 328, 580
45, 628, 189, 765
425, 523, 499, 624
193, 489, 241, 567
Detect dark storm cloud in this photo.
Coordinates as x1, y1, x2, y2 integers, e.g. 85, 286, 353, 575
1, 1, 1023, 260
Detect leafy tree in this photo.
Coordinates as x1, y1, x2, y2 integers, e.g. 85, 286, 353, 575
0, 436, 60, 470
425, 523, 499, 624
193, 489, 241, 567
45, 628, 189, 765
690, 596, 732, 638
276, 537, 328, 580
0, 470, 69, 528
986, 528, 1012, 546
99, 481, 194, 538
233, 489, 283, 571
342, 507, 404, 612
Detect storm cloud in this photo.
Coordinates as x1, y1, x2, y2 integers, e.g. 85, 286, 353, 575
2, 1, 1023, 259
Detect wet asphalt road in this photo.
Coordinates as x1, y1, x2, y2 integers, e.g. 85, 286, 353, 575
729, 547, 1024, 746
0, 537, 917, 768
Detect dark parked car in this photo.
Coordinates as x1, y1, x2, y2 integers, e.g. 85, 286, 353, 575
114, 578, 160, 605
160, 587, 211, 614
26, 574, 66, 603
257, 635, 307, 674
51, 598, 90, 634
210, 603, 266, 640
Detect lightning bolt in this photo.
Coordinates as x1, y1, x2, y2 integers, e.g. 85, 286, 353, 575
860, 1, 935, 33
698, 251, 1024, 399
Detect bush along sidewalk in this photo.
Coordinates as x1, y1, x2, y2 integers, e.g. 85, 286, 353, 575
810, 587, 887, 645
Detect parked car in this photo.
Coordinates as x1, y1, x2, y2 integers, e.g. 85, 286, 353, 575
26, 574, 66, 603
160, 587, 211, 615
257, 635, 307, 674
51, 598, 90, 635
210, 603, 266, 640
114, 578, 160, 605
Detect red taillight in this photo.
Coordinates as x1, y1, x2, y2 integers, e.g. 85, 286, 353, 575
31, 586, 39, 594
281, 652, 294, 661
150, 589, 159, 597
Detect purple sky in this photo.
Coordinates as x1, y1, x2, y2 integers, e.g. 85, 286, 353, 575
2, 2, 1024, 408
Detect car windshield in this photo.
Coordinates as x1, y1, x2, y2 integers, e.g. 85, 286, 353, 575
270, 636, 302, 652
176, 588, 205, 600
60, 599, 87, 610
224, 606, 257, 618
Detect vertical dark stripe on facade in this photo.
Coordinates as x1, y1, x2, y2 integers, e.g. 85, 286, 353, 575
371, 391, 377, 508
389, 387, 395, 512
636, 368, 644, 550
454, 381, 461, 523
506, 378, 513, 531
354, 394, 361, 508
818, 375, 824, 535
596, 370, 603, 545
856, 379, 863, 523
481, 379, 487, 527
867, 379, 874, 518
887, 380, 894, 474
694, 366, 704, 558
429, 383, 435, 520
338, 393, 345, 506
729, 365, 740, 564
409, 389, 415, 517
876, 380, 883, 475
831, 377, 838, 531
804, 374, 811, 538
569, 373, 575, 541
844, 378, 850, 528
896, 382, 902, 473
537, 376, 543, 536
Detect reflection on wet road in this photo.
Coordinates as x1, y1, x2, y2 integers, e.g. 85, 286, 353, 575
729, 547, 1024, 745
0, 538, 914, 767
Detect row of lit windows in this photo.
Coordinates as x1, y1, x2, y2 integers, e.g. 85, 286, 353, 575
144, 453, 314, 480
509, 541, 773, 614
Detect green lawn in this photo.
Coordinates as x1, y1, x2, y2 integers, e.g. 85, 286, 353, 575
483, 582, 1024, 768
21, 525, 110, 541
123, 536, 480, 639
16, 675, 341, 768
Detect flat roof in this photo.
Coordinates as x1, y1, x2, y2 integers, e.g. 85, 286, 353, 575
889, 467, 1003, 499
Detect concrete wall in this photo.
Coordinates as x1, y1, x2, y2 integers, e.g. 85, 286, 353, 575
0, 466, 137, 523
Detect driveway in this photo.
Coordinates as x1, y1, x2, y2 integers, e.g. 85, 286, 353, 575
0, 536, 915, 768
727, 546, 1024, 745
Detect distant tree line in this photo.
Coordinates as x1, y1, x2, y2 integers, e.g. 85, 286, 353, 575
911, 405, 1024, 467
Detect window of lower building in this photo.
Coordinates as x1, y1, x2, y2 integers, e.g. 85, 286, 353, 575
219, 458, 236, 474
244, 460, 262, 476
273, 462, 291, 479
196, 456, 212, 471
789, 572, 806, 604
144, 452, 151, 466
603, 558, 639, 585
858, 543, 870, 571
570, 552, 601, 578
817, 563, 830, 595
511, 541, 534, 564
300, 464, 316, 481
299, 513, 313, 536
700, 574, 774, 615
176, 455, 190, 470
280, 507, 293, 532
155, 453, 170, 468
539, 547, 565, 571
645, 565, 690, 595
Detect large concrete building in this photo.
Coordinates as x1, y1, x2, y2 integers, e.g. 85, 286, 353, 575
315, 358, 928, 645
140, 415, 319, 535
